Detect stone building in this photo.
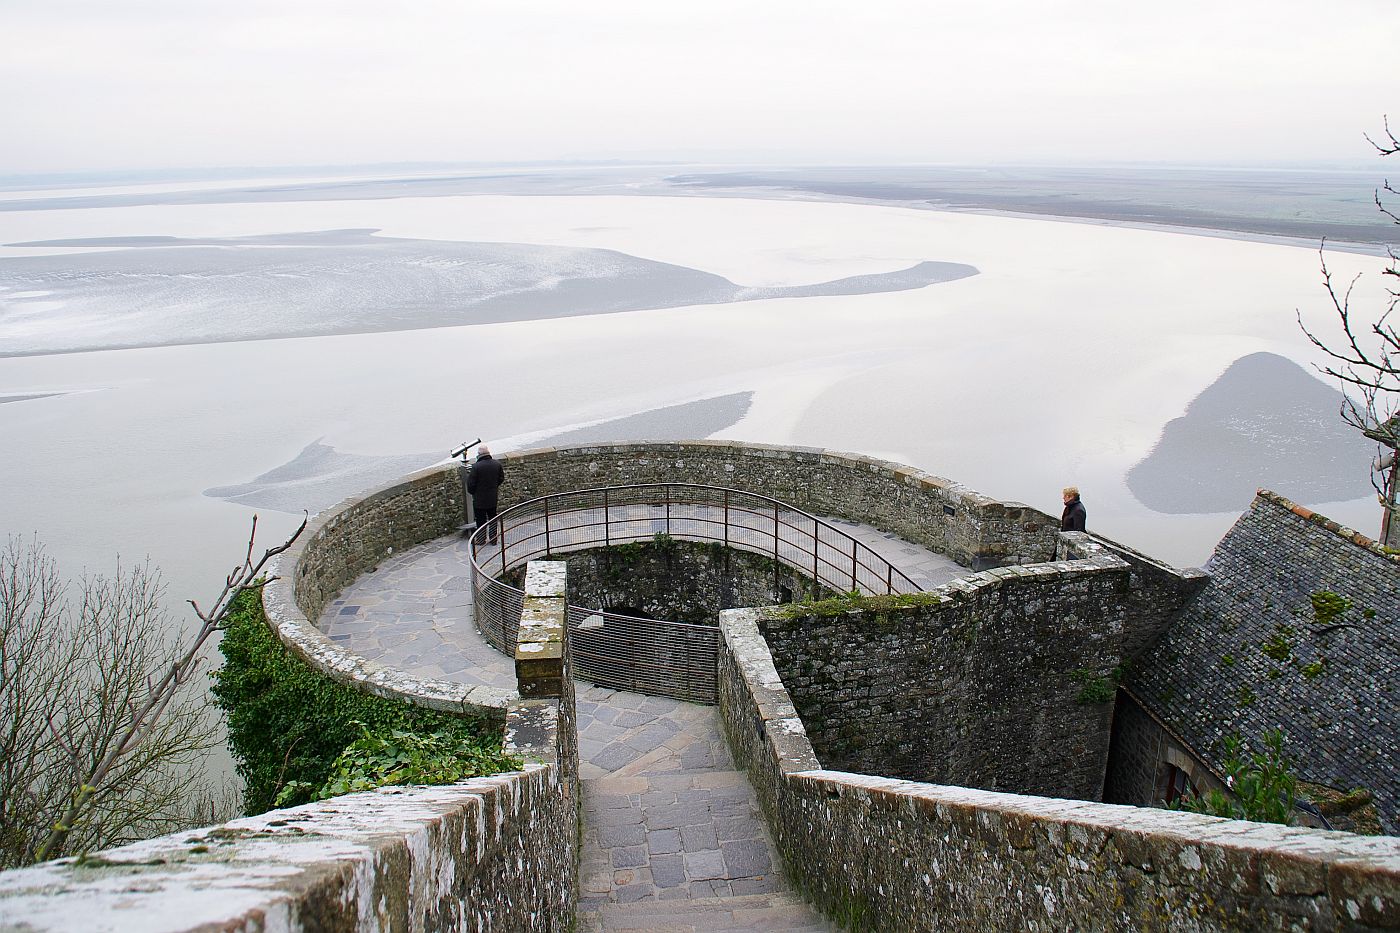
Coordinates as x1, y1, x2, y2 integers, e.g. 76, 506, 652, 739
1106, 490, 1400, 835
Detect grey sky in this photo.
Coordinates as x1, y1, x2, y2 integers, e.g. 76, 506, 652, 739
2, 0, 1395, 174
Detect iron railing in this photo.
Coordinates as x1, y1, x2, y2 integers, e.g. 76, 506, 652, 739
469, 483, 921, 703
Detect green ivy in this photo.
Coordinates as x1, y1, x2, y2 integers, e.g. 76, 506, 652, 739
211, 588, 514, 815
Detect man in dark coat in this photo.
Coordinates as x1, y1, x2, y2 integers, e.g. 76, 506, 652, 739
1061, 486, 1086, 532
467, 446, 506, 543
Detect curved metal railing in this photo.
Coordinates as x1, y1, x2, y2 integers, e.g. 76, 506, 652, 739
469, 484, 921, 703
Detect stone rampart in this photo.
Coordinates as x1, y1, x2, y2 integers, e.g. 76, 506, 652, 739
0, 562, 579, 932
1061, 531, 1210, 660
498, 441, 1058, 569
755, 554, 1128, 801
261, 464, 513, 718
718, 608, 1400, 931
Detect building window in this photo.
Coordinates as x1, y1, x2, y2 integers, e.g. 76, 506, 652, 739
1160, 764, 1196, 804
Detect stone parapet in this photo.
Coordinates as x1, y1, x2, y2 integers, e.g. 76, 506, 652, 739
261, 463, 512, 720
0, 767, 573, 933
750, 548, 1130, 801
498, 441, 1059, 569
718, 608, 1400, 931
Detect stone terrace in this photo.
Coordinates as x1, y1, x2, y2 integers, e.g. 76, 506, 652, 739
320, 520, 963, 931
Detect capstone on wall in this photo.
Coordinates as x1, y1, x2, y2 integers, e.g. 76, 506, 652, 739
719, 607, 1400, 932
756, 556, 1128, 801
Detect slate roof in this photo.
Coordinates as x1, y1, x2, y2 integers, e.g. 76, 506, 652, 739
1128, 491, 1400, 834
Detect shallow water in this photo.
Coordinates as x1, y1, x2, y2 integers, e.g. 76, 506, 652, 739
0, 183, 1386, 615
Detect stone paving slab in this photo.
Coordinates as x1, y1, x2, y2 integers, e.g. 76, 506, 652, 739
578, 895, 834, 932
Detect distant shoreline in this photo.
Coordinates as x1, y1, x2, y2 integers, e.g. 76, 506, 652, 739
0, 164, 1392, 257
663, 167, 1397, 256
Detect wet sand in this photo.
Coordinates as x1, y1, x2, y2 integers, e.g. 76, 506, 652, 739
0, 230, 974, 357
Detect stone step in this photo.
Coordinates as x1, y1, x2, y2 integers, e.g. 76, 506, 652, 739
577, 892, 832, 932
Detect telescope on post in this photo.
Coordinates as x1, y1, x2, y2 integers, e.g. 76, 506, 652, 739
451, 438, 482, 462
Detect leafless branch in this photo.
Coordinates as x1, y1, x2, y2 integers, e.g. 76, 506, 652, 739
1364, 115, 1400, 156
18, 513, 306, 864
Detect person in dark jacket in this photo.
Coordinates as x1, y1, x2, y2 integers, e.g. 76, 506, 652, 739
467, 446, 506, 543
1061, 486, 1087, 532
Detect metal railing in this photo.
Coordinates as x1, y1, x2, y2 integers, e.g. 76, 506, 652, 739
469, 483, 922, 703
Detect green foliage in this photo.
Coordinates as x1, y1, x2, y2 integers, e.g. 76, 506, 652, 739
211, 589, 512, 814
278, 723, 519, 806
1236, 685, 1257, 706
1220, 653, 1235, 667
1070, 668, 1118, 705
651, 532, 675, 552
1174, 730, 1297, 825
1309, 591, 1352, 626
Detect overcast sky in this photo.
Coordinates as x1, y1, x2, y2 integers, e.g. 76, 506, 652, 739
2, 0, 1396, 175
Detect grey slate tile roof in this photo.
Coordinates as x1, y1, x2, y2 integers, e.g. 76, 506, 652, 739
1128, 491, 1400, 834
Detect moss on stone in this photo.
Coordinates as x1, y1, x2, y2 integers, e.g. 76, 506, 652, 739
771, 590, 946, 620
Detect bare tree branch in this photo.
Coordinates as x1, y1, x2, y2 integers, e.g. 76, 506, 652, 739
1298, 117, 1400, 544
13, 513, 306, 864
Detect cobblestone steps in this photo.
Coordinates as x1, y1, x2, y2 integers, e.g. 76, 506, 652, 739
573, 685, 832, 931
578, 893, 832, 932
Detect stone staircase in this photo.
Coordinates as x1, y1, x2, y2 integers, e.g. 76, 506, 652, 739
573, 686, 832, 932
579, 893, 833, 932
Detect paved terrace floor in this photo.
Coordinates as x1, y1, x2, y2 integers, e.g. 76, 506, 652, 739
321, 516, 964, 931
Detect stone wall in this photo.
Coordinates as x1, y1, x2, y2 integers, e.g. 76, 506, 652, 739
1126, 491, 1400, 834
261, 464, 512, 718
1103, 689, 1224, 809
718, 608, 1400, 932
755, 555, 1129, 801
498, 441, 1058, 569
290, 464, 464, 623
1061, 531, 1209, 660
541, 539, 833, 624
0, 562, 579, 931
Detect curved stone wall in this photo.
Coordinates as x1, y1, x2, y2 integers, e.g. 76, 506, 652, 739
262, 463, 514, 718
498, 441, 1060, 569
526, 539, 834, 623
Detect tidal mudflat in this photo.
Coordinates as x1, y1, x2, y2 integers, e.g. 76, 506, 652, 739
0, 184, 1386, 618
0, 229, 974, 356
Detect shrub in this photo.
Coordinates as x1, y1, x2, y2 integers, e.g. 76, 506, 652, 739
279, 723, 519, 806
212, 589, 516, 814
1174, 730, 1297, 825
